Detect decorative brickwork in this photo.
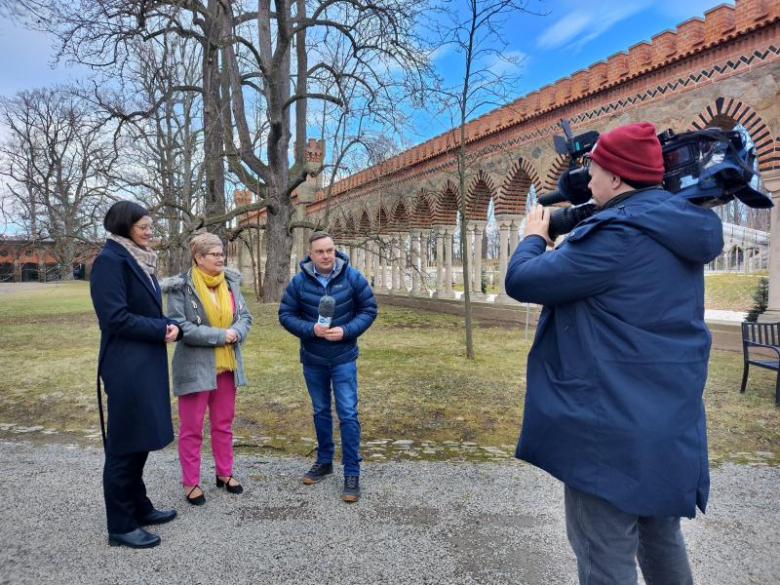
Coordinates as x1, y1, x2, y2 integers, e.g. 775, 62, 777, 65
411, 194, 435, 229
388, 199, 410, 231
432, 183, 459, 226
239, 0, 780, 245
543, 155, 570, 194
495, 158, 543, 216
690, 97, 775, 170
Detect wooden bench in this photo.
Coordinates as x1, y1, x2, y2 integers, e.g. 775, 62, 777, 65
740, 322, 780, 407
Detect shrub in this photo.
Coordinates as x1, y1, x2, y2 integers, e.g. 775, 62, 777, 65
745, 277, 769, 322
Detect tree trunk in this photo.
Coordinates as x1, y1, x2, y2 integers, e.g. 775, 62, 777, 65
202, 0, 227, 239
263, 186, 294, 302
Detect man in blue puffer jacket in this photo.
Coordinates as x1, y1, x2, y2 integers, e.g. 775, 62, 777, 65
279, 231, 377, 503
506, 123, 723, 584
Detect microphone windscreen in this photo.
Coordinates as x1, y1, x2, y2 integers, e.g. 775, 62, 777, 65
318, 295, 336, 318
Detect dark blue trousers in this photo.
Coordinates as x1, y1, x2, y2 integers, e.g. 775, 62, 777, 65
303, 361, 362, 476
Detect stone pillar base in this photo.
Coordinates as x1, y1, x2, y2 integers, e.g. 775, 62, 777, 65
390, 288, 409, 297
469, 292, 487, 301
374, 287, 389, 295
757, 311, 779, 323
433, 291, 456, 299
410, 289, 429, 298
494, 294, 519, 305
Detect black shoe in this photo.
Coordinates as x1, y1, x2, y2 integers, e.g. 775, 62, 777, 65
342, 475, 360, 503
185, 485, 206, 506
136, 508, 177, 526
216, 475, 244, 495
302, 462, 333, 485
108, 528, 161, 549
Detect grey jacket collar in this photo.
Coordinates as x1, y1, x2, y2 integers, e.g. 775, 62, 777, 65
160, 266, 242, 294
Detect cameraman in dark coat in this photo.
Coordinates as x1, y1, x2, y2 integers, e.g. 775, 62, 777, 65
90, 201, 181, 549
278, 231, 377, 503
506, 123, 723, 584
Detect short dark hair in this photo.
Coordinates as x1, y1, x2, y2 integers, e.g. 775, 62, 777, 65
103, 201, 150, 238
308, 231, 333, 246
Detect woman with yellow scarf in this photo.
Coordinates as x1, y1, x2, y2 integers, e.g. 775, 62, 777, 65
163, 234, 253, 506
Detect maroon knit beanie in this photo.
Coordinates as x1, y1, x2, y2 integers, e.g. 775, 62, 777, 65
589, 122, 664, 184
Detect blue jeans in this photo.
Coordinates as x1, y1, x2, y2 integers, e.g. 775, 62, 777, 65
565, 485, 693, 585
302, 361, 361, 476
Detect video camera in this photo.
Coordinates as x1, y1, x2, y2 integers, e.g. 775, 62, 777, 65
539, 119, 773, 240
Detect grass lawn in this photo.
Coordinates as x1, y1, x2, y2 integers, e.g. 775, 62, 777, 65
705, 271, 767, 312
0, 281, 777, 463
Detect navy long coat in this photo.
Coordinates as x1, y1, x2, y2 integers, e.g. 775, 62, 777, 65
505, 188, 723, 518
278, 251, 377, 366
90, 239, 175, 456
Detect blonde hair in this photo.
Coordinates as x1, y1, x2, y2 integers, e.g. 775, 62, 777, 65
189, 233, 223, 261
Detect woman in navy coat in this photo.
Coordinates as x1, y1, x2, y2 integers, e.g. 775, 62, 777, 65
90, 201, 181, 549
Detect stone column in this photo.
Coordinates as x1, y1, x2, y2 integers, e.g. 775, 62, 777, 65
471, 222, 486, 300
759, 169, 780, 321
375, 236, 388, 294
497, 215, 522, 304
510, 216, 521, 253
388, 234, 398, 293
437, 226, 456, 299
354, 244, 362, 274
396, 232, 409, 295
495, 220, 512, 304
433, 227, 445, 297
410, 230, 424, 297
364, 240, 373, 283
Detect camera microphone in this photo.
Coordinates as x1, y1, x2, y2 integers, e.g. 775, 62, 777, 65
318, 295, 336, 328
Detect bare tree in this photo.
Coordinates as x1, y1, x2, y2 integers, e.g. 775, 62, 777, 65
105, 35, 207, 274
435, 0, 542, 358
0, 87, 118, 279
220, 0, 430, 301
0, 0, 49, 24
45, 0, 430, 301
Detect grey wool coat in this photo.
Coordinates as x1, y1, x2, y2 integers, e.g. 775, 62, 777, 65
162, 267, 252, 397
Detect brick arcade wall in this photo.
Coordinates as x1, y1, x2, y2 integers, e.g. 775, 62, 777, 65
293, 0, 780, 231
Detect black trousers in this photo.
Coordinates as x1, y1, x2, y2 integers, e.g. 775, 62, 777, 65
103, 450, 155, 534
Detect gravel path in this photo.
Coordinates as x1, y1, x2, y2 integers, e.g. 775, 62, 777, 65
1, 440, 778, 585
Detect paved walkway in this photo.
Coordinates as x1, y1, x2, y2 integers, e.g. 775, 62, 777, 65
0, 440, 777, 584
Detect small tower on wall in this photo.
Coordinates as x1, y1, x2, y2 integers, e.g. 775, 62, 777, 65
231, 189, 254, 275
233, 189, 252, 214
297, 138, 325, 203
291, 138, 325, 270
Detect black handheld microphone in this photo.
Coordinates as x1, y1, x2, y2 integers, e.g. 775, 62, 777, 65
317, 295, 336, 328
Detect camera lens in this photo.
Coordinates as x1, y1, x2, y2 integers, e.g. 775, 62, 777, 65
548, 204, 597, 241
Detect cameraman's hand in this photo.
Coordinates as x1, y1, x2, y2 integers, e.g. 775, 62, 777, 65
524, 206, 553, 247
314, 323, 329, 338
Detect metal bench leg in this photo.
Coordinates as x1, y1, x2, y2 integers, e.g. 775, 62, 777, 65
740, 361, 749, 394
775, 370, 780, 407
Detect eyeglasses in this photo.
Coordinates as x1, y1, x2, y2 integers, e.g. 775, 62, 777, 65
204, 252, 225, 259
134, 224, 153, 232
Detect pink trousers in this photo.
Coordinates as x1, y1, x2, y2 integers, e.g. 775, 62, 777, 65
178, 371, 236, 486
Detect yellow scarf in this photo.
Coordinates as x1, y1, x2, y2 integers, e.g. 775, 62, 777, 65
191, 266, 238, 374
